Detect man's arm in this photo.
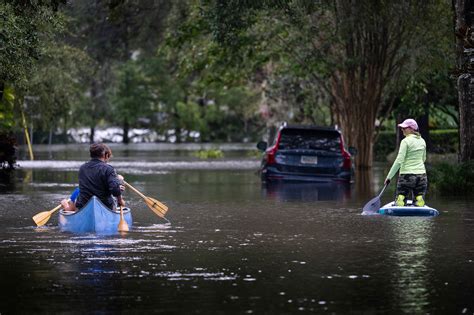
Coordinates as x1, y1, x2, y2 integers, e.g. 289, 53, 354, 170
116, 195, 125, 207
107, 168, 123, 197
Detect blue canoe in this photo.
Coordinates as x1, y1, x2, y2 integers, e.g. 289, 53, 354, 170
58, 196, 132, 233
378, 201, 439, 217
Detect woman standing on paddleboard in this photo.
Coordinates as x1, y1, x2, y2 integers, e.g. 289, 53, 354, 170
384, 118, 427, 207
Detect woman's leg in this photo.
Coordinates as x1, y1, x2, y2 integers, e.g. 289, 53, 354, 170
395, 174, 412, 206
413, 174, 428, 206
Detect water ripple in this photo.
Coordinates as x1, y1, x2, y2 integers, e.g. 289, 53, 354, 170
153, 271, 237, 281
17, 160, 259, 170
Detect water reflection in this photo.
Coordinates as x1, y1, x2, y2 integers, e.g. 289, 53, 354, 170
0, 170, 15, 192
18, 160, 260, 171
389, 218, 434, 313
355, 170, 374, 199
262, 181, 352, 202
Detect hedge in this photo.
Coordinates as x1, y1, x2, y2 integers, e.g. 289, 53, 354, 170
428, 161, 474, 195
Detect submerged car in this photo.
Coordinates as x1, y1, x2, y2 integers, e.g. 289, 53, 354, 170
257, 124, 356, 183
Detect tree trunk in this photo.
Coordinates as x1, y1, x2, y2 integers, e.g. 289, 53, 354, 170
331, 72, 380, 169
89, 78, 99, 144
175, 127, 182, 143
48, 128, 53, 145
90, 126, 95, 143
454, 0, 474, 162
458, 74, 474, 160
62, 115, 68, 143
395, 113, 403, 149
123, 120, 130, 144
326, 1, 422, 169
417, 102, 431, 151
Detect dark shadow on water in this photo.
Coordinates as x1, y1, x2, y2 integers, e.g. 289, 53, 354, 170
261, 181, 352, 202
355, 170, 374, 199
0, 169, 15, 192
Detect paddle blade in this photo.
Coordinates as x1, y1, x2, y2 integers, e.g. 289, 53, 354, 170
33, 211, 53, 226
32, 204, 62, 227
117, 206, 129, 232
362, 196, 381, 214
117, 218, 129, 232
145, 197, 168, 218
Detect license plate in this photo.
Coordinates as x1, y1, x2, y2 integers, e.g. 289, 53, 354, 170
300, 156, 318, 164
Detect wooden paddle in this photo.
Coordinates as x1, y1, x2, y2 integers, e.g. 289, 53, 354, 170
117, 205, 129, 232
123, 181, 168, 218
362, 182, 389, 214
32, 203, 63, 227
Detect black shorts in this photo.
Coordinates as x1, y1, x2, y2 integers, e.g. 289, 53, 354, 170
396, 174, 428, 198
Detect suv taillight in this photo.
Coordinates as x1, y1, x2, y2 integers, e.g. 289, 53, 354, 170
342, 152, 351, 170
266, 147, 277, 165
339, 135, 351, 170
265, 132, 282, 165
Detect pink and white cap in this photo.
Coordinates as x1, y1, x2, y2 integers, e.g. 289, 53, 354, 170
398, 118, 418, 130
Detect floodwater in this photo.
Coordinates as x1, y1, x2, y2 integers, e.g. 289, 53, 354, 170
0, 144, 473, 314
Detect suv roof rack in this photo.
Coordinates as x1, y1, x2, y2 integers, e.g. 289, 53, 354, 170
280, 124, 340, 132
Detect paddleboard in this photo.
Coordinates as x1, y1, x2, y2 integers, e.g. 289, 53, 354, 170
378, 200, 439, 217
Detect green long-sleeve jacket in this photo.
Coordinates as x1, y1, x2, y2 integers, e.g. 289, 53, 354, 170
386, 133, 426, 180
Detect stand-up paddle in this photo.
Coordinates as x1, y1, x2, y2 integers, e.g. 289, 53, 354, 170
362, 182, 389, 214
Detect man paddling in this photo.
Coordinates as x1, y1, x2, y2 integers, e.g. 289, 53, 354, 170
75, 143, 125, 210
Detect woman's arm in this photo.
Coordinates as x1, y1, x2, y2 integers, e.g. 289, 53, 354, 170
386, 140, 408, 180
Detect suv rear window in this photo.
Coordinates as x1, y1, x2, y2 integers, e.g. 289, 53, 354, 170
278, 129, 341, 152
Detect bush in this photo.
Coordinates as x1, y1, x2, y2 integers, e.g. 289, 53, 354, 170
428, 161, 474, 195
0, 133, 17, 169
194, 149, 224, 159
429, 130, 458, 154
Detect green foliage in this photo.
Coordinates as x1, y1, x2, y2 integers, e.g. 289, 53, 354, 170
0, 2, 63, 87
396, 80, 430, 118
374, 132, 397, 161
175, 101, 203, 135
0, 1, 66, 134
0, 86, 15, 131
108, 59, 155, 126
0, 0, 458, 146
428, 161, 474, 195
199, 86, 261, 141
430, 130, 459, 154
149, 2, 263, 142
390, 75, 458, 129
199, 0, 457, 168
193, 149, 224, 159
25, 42, 94, 131
247, 149, 262, 158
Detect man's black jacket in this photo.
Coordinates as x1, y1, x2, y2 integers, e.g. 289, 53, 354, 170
75, 159, 122, 210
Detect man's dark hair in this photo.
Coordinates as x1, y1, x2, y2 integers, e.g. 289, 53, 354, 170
90, 143, 112, 159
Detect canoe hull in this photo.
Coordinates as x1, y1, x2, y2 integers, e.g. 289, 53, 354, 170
378, 201, 439, 217
59, 196, 132, 233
